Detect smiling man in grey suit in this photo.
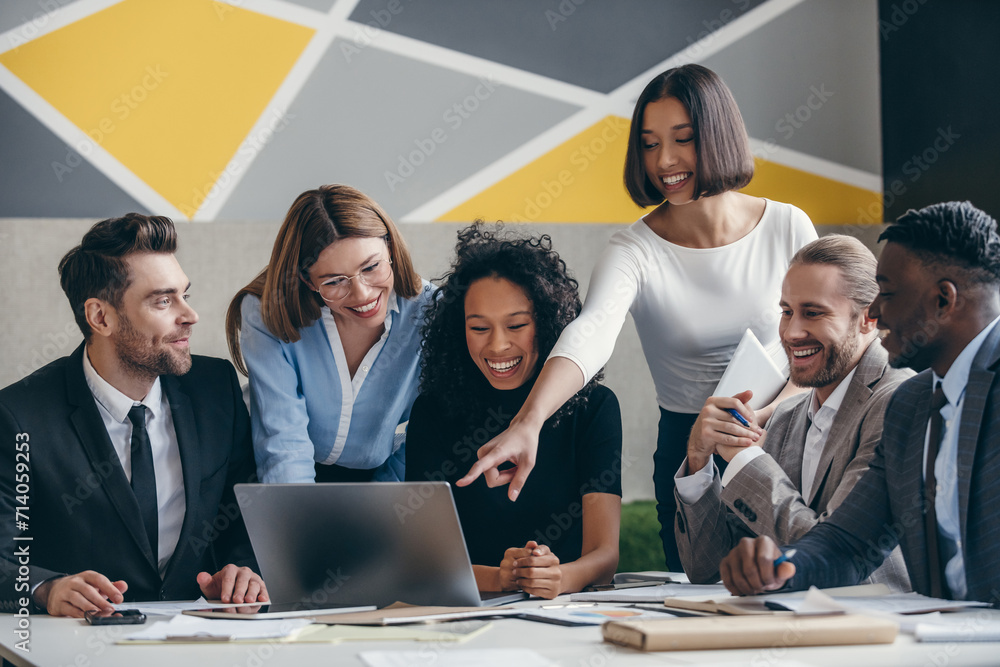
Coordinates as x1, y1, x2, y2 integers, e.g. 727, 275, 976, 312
674, 235, 911, 588
721, 201, 1000, 603
0, 213, 268, 617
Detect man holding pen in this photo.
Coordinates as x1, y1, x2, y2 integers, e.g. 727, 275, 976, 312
673, 235, 910, 589
720, 202, 1000, 603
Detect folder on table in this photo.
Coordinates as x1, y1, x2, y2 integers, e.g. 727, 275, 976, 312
659, 583, 892, 616
602, 613, 899, 651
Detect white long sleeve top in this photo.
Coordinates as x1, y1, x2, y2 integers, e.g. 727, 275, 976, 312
549, 199, 817, 413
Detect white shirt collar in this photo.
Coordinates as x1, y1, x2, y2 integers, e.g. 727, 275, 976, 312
386, 290, 400, 315
807, 365, 857, 423
82, 346, 162, 422
383, 290, 399, 335
933, 315, 1000, 406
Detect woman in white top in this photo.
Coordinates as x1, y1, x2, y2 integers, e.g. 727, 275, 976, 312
458, 64, 817, 570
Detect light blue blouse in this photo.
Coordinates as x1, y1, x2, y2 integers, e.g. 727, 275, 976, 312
240, 283, 434, 483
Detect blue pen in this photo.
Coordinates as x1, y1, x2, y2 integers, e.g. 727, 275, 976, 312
773, 549, 797, 567
726, 408, 751, 428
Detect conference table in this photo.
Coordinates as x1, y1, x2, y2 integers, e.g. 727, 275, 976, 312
3, 594, 1000, 666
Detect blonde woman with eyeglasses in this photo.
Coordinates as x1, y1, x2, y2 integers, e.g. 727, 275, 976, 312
226, 185, 433, 483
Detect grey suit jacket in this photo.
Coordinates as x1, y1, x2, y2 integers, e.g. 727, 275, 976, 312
786, 321, 1000, 603
674, 338, 911, 588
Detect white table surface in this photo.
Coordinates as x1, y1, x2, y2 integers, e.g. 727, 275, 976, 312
4, 597, 1000, 667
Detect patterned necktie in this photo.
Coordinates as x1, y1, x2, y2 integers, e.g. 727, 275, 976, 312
924, 383, 949, 599
127, 404, 158, 564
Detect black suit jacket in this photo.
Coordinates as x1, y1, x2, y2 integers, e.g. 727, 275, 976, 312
0, 344, 259, 609
783, 322, 1000, 602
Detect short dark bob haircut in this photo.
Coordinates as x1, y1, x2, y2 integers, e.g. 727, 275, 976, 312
419, 223, 602, 427
624, 64, 754, 208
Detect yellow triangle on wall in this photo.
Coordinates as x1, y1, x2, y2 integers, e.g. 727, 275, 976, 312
439, 116, 648, 224
743, 159, 883, 225
0, 0, 314, 218
438, 115, 883, 225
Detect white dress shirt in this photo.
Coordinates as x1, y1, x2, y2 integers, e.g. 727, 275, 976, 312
83, 350, 186, 575
674, 367, 856, 503
318, 291, 400, 465
925, 315, 1000, 600
800, 367, 857, 500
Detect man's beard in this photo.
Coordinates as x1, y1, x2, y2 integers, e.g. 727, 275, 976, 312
115, 313, 192, 381
788, 332, 859, 389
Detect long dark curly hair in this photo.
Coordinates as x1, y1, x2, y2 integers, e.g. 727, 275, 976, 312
420, 223, 603, 427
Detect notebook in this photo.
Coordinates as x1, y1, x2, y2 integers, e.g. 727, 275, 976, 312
713, 328, 787, 409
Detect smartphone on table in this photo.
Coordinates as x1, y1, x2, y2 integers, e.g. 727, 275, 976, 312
84, 609, 147, 625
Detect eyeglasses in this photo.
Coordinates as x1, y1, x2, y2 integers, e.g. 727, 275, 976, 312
313, 257, 393, 302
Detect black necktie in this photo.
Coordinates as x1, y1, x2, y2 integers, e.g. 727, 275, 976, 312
127, 405, 158, 564
924, 383, 949, 599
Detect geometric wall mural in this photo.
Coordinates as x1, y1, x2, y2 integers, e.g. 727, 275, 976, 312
0, 0, 883, 224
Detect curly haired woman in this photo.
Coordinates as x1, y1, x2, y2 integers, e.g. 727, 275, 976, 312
405, 224, 622, 599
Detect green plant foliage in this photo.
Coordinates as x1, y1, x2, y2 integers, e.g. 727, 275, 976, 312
617, 500, 666, 573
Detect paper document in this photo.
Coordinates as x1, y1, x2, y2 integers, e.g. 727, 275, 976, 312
293, 620, 492, 643
915, 616, 1000, 642
570, 583, 730, 603
301, 603, 520, 626
360, 649, 556, 667
121, 615, 311, 642
612, 571, 688, 585
380, 608, 522, 625
519, 605, 678, 626
773, 587, 991, 615
184, 603, 375, 620
713, 328, 786, 409
658, 583, 890, 616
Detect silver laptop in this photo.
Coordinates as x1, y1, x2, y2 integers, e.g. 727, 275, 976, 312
235, 482, 522, 609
